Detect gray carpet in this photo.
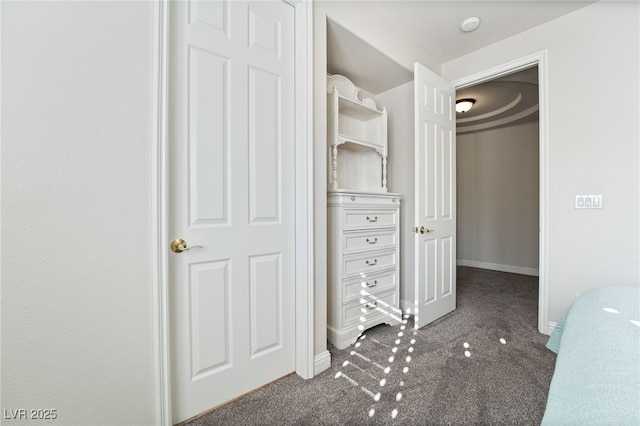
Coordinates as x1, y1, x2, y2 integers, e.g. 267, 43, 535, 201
186, 267, 557, 425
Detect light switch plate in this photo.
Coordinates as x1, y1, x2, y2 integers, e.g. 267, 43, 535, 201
575, 194, 603, 209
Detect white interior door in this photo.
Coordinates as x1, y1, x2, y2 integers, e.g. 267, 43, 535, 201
168, 1, 296, 422
413, 63, 457, 329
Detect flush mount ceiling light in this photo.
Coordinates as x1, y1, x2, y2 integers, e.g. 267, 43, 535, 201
461, 17, 481, 32
456, 98, 476, 113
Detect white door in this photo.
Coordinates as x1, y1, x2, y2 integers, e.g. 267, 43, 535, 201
413, 63, 457, 329
168, 1, 296, 422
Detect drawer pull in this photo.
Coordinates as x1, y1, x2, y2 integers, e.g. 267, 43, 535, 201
366, 216, 378, 223
366, 237, 378, 244
365, 259, 378, 266
365, 280, 378, 288
365, 302, 377, 310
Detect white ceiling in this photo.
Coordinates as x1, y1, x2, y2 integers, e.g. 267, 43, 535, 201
326, 0, 595, 94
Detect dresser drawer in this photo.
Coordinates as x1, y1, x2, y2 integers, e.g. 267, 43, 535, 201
343, 209, 398, 231
343, 250, 397, 279
343, 269, 398, 303
343, 228, 398, 255
342, 290, 399, 326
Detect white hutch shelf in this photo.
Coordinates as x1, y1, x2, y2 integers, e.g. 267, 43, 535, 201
327, 74, 388, 192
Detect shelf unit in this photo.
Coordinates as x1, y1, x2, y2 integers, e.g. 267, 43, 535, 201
327, 75, 388, 192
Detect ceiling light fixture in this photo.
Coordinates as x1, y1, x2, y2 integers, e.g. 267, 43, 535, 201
456, 99, 476, 113
461, 17, 481, 33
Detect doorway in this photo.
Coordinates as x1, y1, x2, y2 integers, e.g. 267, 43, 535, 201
452, 52, 549, 334
456, 66, 540, 276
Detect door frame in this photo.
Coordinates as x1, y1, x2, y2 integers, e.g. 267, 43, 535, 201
451, 50, 549, 336
150, 1, 314, 424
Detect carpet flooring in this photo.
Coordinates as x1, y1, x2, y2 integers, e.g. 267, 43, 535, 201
186, 267, 557, 425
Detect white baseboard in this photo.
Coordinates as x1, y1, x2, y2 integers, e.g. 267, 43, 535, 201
545, 321, 557, 336
400, 299, 414, 315
314, 350, 331, 375
457, 259, 539, 277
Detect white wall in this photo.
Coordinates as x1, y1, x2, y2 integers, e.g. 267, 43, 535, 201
375, 82, 415, 311
457, 122, 539, 276
442, 1, 640, 323
2, 2, 156, 424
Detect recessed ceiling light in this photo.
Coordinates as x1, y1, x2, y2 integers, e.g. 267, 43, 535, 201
461, 17, 480, 33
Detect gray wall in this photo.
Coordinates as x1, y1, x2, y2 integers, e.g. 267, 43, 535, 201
457, 122, 540, 275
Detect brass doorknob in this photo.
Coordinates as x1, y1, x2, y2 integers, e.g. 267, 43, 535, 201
412, 226, 434, 234
170, 239, 203, 253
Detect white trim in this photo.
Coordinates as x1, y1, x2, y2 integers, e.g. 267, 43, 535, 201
456, 260, 539, 277
152, 1, 171, 425
451, 50, 549, 335
293, 0, 316, 380
314, 350, 332, 375
453, 53, 542, 88
152, 0, 315, 422
538, 52, 550, 337
546, 321, 557, 336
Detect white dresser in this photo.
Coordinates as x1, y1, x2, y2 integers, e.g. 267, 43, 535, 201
326, 74, 402, 349
327, 191, 402, 349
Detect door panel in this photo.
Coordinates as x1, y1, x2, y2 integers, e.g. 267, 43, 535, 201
414, 63, 457, 329
188, 46, 229, 226
249, 253, 283, 357
169, 1, 296, 422
423, 239, 437, 304
189, 1, 228, 35
249, 67, 281, 223
189, 260, 231, 377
